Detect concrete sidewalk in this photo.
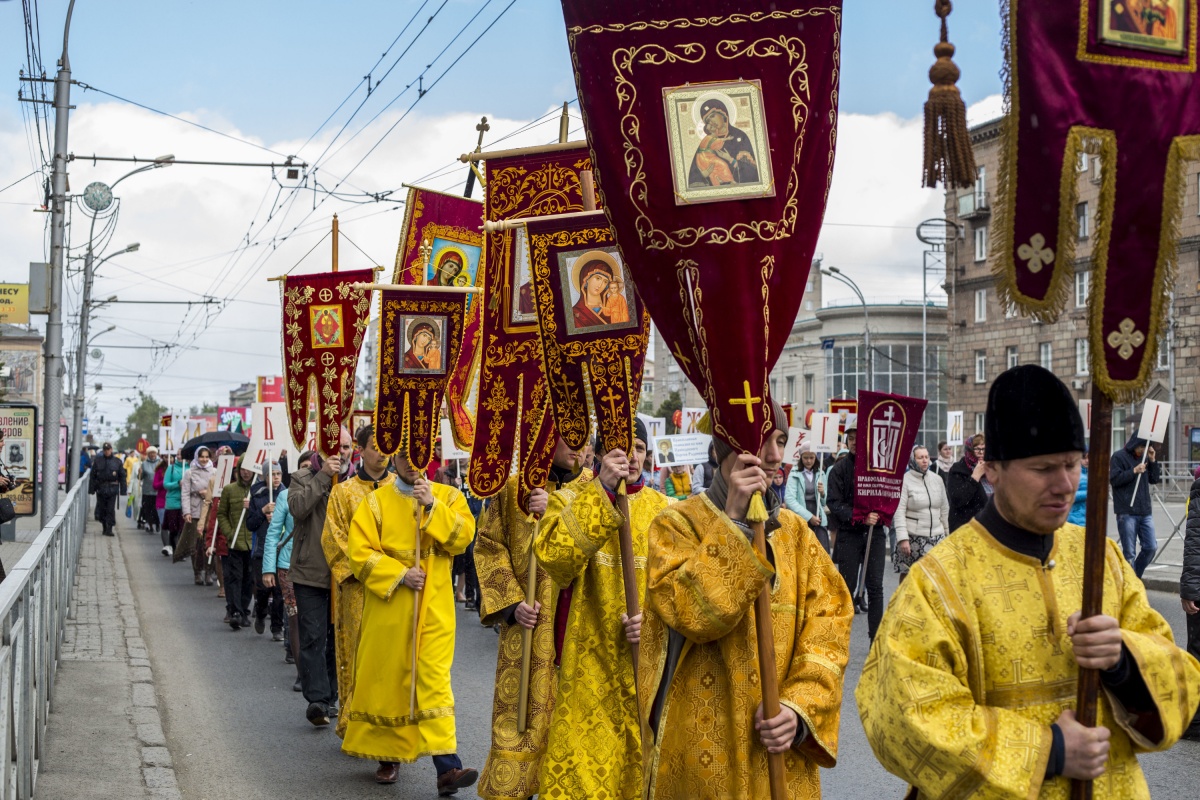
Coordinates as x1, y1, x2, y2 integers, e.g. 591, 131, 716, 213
34, 516, 180, 799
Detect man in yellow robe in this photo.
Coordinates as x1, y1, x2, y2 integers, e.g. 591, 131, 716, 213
858, 365, 1200, 799
535, 419, 667, 799
475, 436, 588, 800
342, 449, 478, 794
321, 423, 395, 737
641, 402, 853, 800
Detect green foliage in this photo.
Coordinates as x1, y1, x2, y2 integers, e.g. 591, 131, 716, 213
118, 392, 166, 451
654, 390, 683, 434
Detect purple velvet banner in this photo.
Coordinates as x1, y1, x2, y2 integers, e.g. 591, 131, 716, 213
852, 391, 928, 528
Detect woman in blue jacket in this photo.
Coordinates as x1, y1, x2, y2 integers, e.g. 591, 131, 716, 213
262, 486, 300, 689
785, 440, 830, 551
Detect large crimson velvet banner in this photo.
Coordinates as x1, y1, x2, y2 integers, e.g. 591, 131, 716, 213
852, 391, 928, 528
561, 2, 842, 456
280, 269, 374, 457
526, 210, 650, 455
373, 287, 469, 471
995, 0, 1197, 400
392, 186, 484, 450
468, 143, 596, 504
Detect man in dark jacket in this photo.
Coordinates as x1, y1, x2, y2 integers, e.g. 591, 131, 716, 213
1181, 475, 1200, 739
216, 459, 256, 630
1110, 434, 1161, 578
826, 420, 885, 638
89, 442, 126, 537
287, 442, 343, 727
245, 462, 284, 640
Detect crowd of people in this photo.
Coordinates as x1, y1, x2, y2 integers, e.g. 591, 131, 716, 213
85, 365, 1200, 797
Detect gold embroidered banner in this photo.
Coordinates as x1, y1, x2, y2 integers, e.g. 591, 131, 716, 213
526, 210, 650, 455
280, 269, 374, 456
393, 186, 485, 449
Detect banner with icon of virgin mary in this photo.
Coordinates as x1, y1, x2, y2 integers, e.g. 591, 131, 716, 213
560, 1, 842, 458
373, 287, 469, 471
851, 390, 928, 527
526, 210, 650, 455
280, 269, 374, 456
393, 186, 484, 450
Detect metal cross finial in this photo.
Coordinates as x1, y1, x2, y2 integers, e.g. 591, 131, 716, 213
474, 117, 490, 152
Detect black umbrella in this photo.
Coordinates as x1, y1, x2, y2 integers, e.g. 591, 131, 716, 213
179, 431, 250, 460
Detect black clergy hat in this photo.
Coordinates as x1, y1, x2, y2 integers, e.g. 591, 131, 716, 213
634, 416, 648, 447
984, 365, 1086, 461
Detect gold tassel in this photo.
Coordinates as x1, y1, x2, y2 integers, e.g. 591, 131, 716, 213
923, 0, 976, 189
746, 490, 769, 523
696, 411, 713, 435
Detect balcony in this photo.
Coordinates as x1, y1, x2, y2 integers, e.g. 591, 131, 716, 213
957, 191, 991, 220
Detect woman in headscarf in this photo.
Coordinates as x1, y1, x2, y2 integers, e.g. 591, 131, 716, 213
176, 446, 217, 586
946, 433, 990, 531
932, 440, 954, 479
892, 445, 949, 582
784, 440, 829, 552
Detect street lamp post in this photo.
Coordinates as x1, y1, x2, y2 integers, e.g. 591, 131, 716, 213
822, 267, 871, 391
70, 156, 172, 486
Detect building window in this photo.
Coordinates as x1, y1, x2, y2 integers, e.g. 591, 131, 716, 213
975, 166, 987, 206
804, 374, 814, 404
804, 300, 814, 311
828, 343, 945, 442
1039, 342, 1053, 371
1112, 407, 1127, 454
1075, 338, 1090, 375
1157, 339, 1170, 371
975, 289, 987, 322
1007, 345, 1019, 369
1077, 152, 1089, 172
974, 224, 988, 262
975, 412, 986, 435
975, 349, 987, 383
1075, 270, 1091, 308
1092, 156, 1102, 182
770, 377, 778, 398
786, 375, 796, 403
1076, 202, 1089, 240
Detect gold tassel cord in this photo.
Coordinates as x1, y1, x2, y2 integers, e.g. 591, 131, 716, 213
923, 0, 977, 189
745, 490, 769, 524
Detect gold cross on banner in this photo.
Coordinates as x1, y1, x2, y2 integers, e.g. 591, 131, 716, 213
729, 380, 761, 423
599, 385, 620, 418
671, 340, 692, 371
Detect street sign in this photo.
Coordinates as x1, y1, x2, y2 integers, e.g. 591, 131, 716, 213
820, 338, 835, 351
82, 418, 89, 435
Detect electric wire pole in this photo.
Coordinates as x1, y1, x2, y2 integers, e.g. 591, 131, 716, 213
41, 0, 77, 523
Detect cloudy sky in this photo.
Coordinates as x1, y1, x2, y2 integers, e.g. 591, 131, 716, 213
0, 0, 1006, 426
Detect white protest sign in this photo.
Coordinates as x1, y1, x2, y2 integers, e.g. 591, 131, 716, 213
214, 454, 236, 497
440, 418, 469, 460
1137, 399, 1171, 443
947, 410, 965, 447
245, 402, 303, 467
1079, 399, 1092, 439
784, 427, 805, 464
638, 414, 666, 441
681, 407, 706, 434
809, 413, 839, 454
159, 415, 177, 454
652, 434, 711, 468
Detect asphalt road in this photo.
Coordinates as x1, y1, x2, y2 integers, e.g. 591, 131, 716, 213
120, 523, 1200, 799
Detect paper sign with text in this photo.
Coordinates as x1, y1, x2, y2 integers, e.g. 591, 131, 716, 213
651, 434, 711, 468
947, 410, 965, 447
681, 407, 706, 434
809, 413, 839, 454
638, 414, 666, 441
245, 402, 303, 467
1137, 400, 1171, 443
214, 454, 236, 496
784, 427, 805, 464
440, 419, 469, 461
1079, 400, 1092, 439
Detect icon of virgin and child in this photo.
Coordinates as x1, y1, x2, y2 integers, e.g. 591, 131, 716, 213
401, 317, 443, 372
688, 96, 760, 188
568, 251, 631, 332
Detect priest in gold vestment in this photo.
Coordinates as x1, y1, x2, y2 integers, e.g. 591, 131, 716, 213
642, 402, 853, 799
859, 365, 1200, 799
341, 451, 479, 795
475, 437, 588, 800
534, 419, 667, 799
321, 423, 395, 738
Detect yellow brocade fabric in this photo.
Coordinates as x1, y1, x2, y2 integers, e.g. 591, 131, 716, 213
340, 482, 474, 764
475, 471, 592, 800
534, 481, 668, 800
641, 494, 853, 800
321, 472, 395, 738
857, 520, 1200, 800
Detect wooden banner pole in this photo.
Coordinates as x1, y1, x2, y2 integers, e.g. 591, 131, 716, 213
750, 507, 787, 800
614, 479, 640, 681
1071, 390, 1113, 800
410, 502, 424, 721
516, 517, 540, 733
331, 213, 339, 273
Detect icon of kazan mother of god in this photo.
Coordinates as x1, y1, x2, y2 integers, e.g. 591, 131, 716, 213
402, 317, 442, 371
570, 251, 630, 332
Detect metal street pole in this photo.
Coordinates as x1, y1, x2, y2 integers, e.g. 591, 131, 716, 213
824, 267, 871, 391
41, 0, 77, 523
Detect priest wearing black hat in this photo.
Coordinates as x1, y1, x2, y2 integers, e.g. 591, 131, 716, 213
858, 365, 1200, 799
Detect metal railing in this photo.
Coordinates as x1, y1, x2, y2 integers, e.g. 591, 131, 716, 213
0, 470, 89, 799
1147, 461, 1196, 502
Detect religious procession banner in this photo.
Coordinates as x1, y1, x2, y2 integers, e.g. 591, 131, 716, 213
469, 141, 596, 503
525, 210, 650, 454
158, 414, 176, 455
995, 0, 1196, 400
393, 186, 484, 450
373, 287, 469, 471
280, 269, 374, 457
851, 390, 927, 527
560, 1, 842, 456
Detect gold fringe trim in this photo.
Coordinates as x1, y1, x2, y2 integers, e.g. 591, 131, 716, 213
745, 491, 769, 523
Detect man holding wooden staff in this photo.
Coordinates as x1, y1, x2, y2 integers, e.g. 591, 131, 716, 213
533, 417, 665, 799
640, 400, 853, 799
340, 449, 476, 793
475, 437, 587, 800
859, 365, 1200, 798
